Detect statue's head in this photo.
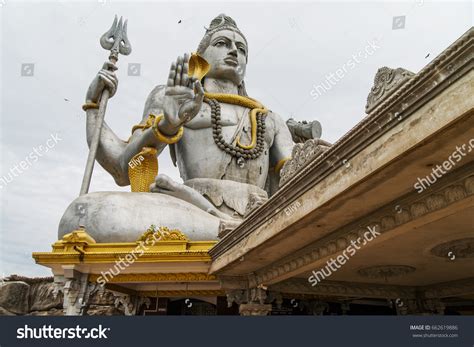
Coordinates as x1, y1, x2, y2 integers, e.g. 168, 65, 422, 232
196, 14, 248, 95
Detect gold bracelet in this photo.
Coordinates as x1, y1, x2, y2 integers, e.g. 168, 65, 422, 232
82, 102, 99, 111
152, 114, 184, 144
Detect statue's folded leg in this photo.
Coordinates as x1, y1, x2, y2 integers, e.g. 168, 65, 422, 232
149, 174, 234, 220
58, 191, 221, 242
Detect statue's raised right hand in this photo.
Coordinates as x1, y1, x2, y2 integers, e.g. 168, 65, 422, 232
85, 62, 118, 104
159, 53, 205, 135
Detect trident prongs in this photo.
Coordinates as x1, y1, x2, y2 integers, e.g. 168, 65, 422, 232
100, 15, 132, 61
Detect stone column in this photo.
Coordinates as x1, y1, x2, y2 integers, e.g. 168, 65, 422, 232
53, 265, 107, 316
55, 270, 97, 316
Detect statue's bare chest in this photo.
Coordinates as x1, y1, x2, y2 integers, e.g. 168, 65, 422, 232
184, 103, 248, 129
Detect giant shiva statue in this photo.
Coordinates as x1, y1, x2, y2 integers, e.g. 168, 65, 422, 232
59, 14, 326, 242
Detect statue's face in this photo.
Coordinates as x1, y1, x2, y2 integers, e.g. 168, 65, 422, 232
201, 29, 247, 85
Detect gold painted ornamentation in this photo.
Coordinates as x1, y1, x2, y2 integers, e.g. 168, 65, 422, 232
188, 52, 211, 81
33, 227, 216, 265
53, 227, 96, 252
89, 272, 216, 283
137, 226, 188, 243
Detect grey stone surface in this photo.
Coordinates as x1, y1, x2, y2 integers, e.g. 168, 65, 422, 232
58, 191, 221, 242
0, 282, 30, 315
286, 118, 322, 143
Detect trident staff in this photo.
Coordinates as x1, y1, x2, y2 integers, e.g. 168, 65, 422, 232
79, 15, 132, 195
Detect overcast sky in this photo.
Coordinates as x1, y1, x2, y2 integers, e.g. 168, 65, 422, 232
0, 0, 472, 277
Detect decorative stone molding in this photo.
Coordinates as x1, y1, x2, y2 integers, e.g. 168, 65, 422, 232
280, 139, 331, 186
251, 170, 474, 286
357, 265, 416, 279
269, 278, 416, 300
423, 277, 474, 299
89, 273, 217, 283
430, 238, 474, 259
218, 219, 242, 239
365, 67, 415, 113
286, 118, 322, 144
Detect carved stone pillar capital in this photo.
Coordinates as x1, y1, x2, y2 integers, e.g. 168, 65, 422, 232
239, 303, 272, 316
226, 287, 282, 315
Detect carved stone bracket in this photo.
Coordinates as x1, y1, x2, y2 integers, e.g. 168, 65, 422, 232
226, 287, 283, 316
392, 297, 446, 315
366, 67, 415, 113
112, 293, 150, 316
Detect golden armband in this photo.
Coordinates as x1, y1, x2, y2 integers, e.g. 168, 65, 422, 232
152, 114, 184, 144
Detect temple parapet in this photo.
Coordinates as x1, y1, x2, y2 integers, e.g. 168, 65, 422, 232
365, 66, 415, 114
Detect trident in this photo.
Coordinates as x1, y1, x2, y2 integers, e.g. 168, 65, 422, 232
79, 16, 132, 195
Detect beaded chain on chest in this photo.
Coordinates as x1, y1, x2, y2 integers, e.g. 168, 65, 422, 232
205, 97, 266, 160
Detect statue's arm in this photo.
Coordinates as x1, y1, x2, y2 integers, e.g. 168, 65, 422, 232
85, 108, 129, 186
85, 85, 175, 186
269, 111, 294, 173
85, 55, 203, 186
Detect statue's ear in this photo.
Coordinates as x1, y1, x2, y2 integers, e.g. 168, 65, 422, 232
169, 144, 177, 167
238, 80, 248, 97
